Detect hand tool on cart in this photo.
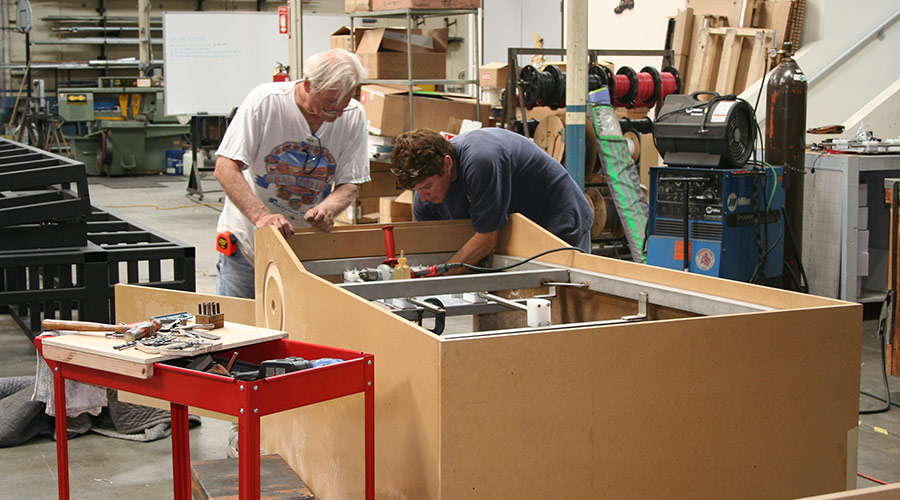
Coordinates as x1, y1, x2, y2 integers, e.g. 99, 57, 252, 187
42, 318, 162, 341
196, 301, 225, 329
41, 319, 130, 335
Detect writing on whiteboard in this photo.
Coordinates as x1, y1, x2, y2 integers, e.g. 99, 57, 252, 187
168, 37, 240, 59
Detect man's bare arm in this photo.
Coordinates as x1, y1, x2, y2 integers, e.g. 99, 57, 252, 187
214, 156, 293, 238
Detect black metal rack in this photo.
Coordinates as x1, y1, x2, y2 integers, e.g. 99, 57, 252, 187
0, 137, 195, 337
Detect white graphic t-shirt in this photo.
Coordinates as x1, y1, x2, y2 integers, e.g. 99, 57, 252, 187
215, 81, 370, 263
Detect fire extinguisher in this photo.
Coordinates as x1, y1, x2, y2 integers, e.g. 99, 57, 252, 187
273, 62, 289, 82
765, 41, 807, 291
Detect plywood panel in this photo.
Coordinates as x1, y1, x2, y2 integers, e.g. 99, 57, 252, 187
115, 284, 256, 325
114, 285, 255, 416
286, 219, 475, 261
40, 321, 284, 379
189, 217, 859, 500
440, 306, 860, 499
255, 226, 443, 500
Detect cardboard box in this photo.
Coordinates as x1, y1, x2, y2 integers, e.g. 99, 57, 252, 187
380, 190, 414, 223
335, 196, 382, 225
371, 0, 481, 10
330, 26, 370, 51
369, 157, 393, 172
345, 0, 370, 13
479, 62, 508, 89
355, 28, 447, 79
360, 84, 491, 137
357, 170, 403, 198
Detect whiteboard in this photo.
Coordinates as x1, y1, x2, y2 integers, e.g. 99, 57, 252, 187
163, 12, 289, 116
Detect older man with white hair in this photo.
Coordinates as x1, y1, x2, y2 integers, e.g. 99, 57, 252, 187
214, 49, 369, 298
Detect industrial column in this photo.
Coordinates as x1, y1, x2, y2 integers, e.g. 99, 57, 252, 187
565, 0, 588, 188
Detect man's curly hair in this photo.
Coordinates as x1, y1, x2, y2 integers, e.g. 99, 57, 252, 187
391, 129, 454, 189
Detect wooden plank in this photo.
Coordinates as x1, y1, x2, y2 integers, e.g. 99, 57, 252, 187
757, 0, 793, 50
40, 321, 287, 379
285, 219, 475, 262
114, 285, 256, 325
744, 29, 772, 89
42, 343, 153, 378
686, 0, 744, 27
670, 7, 694, 75
688, 27, 714, 92
708, 26, 771, 36
715, 28, 743, 93
192, 454, 315, 500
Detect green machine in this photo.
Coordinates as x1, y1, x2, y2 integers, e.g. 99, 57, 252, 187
58, 82, 189, 176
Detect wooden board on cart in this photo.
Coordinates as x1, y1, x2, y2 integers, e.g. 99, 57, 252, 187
192, 454, 315, 500
119, 217, 862, 500
41, 320, 286, 379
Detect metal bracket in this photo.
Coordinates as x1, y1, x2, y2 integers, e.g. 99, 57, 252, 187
620, 291, 649, 322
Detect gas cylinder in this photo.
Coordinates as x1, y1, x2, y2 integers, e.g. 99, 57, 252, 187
765, 41, 807, 290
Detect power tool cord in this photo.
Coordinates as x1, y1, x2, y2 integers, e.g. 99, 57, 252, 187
860, 290, 896, 415
442, 246, 586, 274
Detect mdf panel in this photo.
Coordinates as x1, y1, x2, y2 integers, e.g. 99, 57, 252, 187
109, 216, 861, 500
440, 306, 860, 499
256, 228, 444, 500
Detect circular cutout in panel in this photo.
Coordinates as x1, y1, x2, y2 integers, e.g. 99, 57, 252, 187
262, 261, 284, 331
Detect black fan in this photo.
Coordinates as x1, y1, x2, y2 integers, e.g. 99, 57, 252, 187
652, 91, 756, 168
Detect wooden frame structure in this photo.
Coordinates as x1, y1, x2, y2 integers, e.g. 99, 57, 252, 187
118, 215, 861, 500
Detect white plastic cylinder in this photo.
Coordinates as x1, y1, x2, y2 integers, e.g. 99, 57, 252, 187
526, 298, 551, 327
182, 150, 193, 177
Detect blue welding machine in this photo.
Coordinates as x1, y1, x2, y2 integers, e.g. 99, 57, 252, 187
646, 165, 785, 282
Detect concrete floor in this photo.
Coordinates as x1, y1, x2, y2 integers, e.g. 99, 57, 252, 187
2, 173, 900, 498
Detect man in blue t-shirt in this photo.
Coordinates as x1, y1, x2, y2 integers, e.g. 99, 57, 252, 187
391, 128, 593, 274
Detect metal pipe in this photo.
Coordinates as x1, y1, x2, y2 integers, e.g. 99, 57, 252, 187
477, 292, 528, 312
808, 9, 900, 86
406, 297, 445, 314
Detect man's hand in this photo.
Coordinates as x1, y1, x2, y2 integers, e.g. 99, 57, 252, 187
302, 183, 358, 232
304, 204, 335, 232
255, 213, 294, 239
215, 156, 295, 240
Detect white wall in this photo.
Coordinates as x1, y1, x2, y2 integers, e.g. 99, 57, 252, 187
583, 0, 675, 76
482, 0, 564, 66
793, 1, 900, 138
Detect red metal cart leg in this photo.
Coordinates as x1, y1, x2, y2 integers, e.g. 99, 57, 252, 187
52, 365, 70, 500
170, 402, 191, 500
238, 411, 261, 500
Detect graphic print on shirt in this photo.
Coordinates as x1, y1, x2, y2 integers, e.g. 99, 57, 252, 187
255, 139, 336, 221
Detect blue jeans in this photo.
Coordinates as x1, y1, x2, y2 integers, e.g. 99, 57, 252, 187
216, 251, 255, 299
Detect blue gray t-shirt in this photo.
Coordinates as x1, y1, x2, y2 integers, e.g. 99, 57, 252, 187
413, 128, 593, 246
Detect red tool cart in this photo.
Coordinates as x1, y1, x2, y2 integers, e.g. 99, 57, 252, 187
35, 330, 374, 500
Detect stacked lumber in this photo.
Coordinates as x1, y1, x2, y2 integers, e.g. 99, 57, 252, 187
668, 0, 806, 95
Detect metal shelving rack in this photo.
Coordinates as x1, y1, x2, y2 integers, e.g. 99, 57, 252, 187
501, 47, 672, 133
1, 15, 164, 82
349, 8, 481, 131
